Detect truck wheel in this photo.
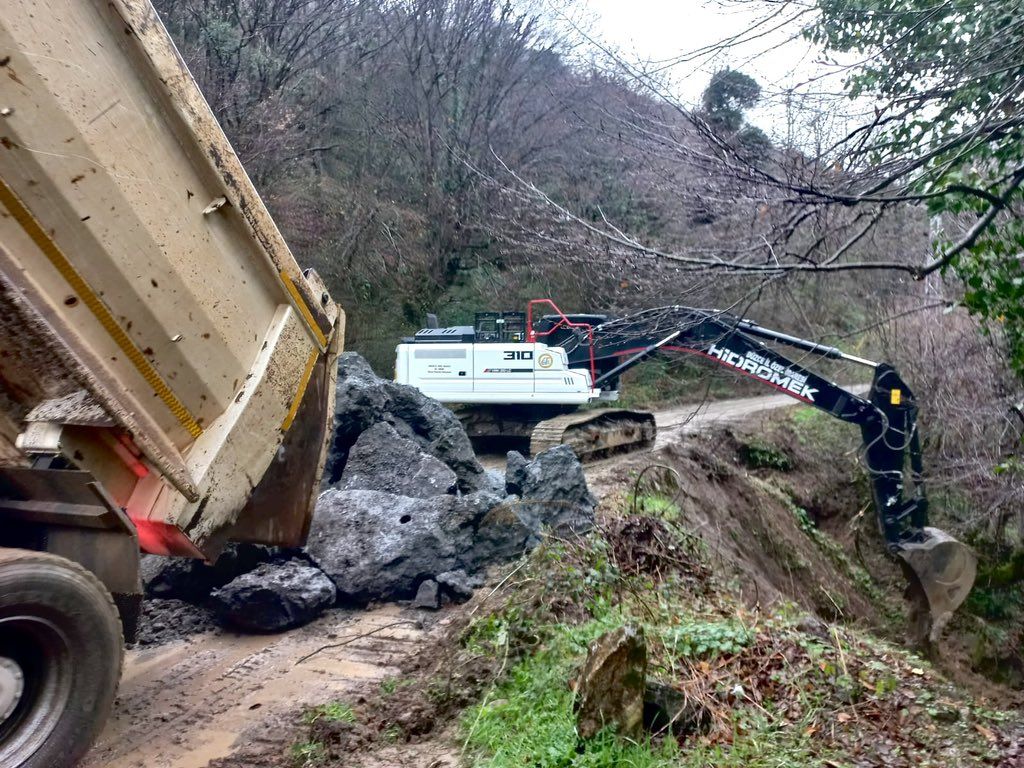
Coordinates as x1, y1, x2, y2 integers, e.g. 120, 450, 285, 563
0, 549, 123, 768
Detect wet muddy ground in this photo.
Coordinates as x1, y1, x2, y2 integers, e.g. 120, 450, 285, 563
83, 606, 429, 768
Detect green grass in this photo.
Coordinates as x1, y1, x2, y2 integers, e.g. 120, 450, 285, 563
454, 502, 1017, 768
290, 740, 328, 767
302, 701, 355, 726
626, 492, 681, 520
458, 583, 851, 767
458, 537, 849, 768
737, 438, 792, 471
461, 614, 681, 768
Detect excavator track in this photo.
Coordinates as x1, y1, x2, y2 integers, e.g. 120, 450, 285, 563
529, 408, 656, 461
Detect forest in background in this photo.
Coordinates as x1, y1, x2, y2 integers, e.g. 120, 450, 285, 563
153, 0, 1022, 561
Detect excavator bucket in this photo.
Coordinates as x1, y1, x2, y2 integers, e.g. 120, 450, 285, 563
898, 527, 977, 639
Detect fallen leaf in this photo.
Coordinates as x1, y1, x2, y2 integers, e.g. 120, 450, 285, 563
974, 724, 997, 742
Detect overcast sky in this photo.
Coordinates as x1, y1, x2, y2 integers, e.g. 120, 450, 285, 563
579, 0, 865, 147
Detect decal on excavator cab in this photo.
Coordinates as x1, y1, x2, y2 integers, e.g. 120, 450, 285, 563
707, 343, 819, 401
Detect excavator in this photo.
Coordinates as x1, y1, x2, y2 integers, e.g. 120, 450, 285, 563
395, 299, 978, 642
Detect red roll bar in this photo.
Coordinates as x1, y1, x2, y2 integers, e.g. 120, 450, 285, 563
525, 299, 597, 386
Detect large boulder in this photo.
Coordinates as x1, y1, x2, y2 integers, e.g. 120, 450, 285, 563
323, 354, 391, 484
340, 422, 458, 498
505, 445, 596, 534
142, 543, 276, 603
209, 560, 336, 633
305, 488, 529, 604
307, 490, 467, 603
574, 625, 648, 740
324, 353, 490, 493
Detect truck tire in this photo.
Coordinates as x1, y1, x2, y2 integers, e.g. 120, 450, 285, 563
0, 549, 123, 768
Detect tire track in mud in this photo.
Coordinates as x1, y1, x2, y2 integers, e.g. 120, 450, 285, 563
83, 606, 425, 768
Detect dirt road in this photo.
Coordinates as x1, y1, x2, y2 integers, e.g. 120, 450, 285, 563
649, 390, 844, 446
82, 607, 425, 768
83, 389, 849, 768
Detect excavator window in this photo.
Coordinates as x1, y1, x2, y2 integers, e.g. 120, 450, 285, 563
501, 312, 526, 342
475, 312, 500, 342
474, 311, 527, 343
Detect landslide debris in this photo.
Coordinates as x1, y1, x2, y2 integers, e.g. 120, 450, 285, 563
303, 353, 596, 605
134, 353, 597, 643
209, 560, 337, 633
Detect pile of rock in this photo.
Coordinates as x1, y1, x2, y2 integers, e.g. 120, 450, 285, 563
139, 352, 596, 635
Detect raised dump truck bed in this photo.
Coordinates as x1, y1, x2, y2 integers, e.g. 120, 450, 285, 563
0, 2, 342, 765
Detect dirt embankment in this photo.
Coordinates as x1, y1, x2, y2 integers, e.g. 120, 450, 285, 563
278, 415, 1023, 768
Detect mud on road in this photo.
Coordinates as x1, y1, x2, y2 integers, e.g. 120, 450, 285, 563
83, 606, 428, 768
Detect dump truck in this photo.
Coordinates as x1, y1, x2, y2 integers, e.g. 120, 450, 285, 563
0, 2, 343, 765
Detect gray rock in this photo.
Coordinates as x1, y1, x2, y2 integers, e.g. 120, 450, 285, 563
505, 451, 530, 496
574, 625, 647, 740
436, 569, 481, 601
643, 680, 709, 737
340, 423, 457, 498
422, 422, 487, 494
209, 560, 336, 633
412, 579, 440, 610
506, 445, 596, 534
461, 491, 534, 565
323, 354, 394, 484
143, 543, 275, 603
483, 468, 507, 494
324, 352, 488, 492
305, 488, 528, 604
306, 490, 470, 603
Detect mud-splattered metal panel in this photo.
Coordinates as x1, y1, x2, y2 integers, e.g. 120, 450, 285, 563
0, 0, 341, 554
0, 0, 331, 447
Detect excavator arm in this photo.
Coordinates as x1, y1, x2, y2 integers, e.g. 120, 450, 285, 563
550, 305, 976, 635
580, 309, 919, 548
